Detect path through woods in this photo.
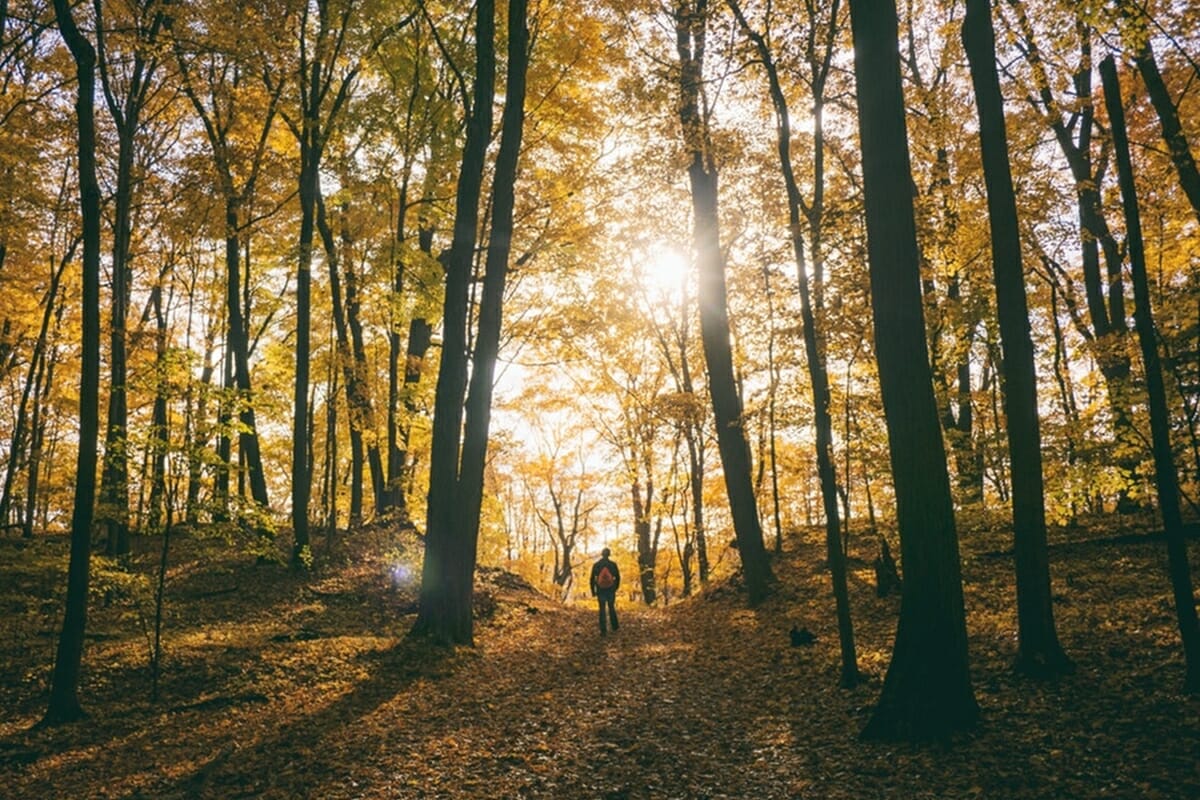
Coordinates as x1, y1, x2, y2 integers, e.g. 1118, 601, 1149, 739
2, 521, 1199, 798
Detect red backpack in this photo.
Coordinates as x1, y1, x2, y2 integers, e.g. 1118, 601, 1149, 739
596, 565, 615, 590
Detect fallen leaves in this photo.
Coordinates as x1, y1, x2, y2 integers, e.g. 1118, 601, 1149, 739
1, 513, 1199, 798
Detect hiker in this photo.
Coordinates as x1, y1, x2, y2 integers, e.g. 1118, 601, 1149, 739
589, 547, 621, 635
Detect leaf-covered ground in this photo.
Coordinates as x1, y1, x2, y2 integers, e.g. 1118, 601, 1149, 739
2, 514, 1199, 799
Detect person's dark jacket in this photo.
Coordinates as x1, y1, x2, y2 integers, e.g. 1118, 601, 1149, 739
590, 557, 621, 596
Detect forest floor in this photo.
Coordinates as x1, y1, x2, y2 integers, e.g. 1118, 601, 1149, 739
1, 513, 1200, 799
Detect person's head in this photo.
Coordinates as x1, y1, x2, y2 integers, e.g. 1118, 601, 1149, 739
601, 547, 611, 558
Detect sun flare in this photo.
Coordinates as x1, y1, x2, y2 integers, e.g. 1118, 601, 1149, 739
638, 244, 691, 302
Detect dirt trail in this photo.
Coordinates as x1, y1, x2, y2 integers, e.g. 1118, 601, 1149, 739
331, 599, 815, 800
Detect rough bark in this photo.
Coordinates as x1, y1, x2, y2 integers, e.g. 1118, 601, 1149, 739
849, 0, 978, 740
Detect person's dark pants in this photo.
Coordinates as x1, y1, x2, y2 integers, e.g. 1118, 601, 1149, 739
597, 589, 618, 634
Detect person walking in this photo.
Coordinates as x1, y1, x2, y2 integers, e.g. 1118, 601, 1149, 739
590, 547, 621, 635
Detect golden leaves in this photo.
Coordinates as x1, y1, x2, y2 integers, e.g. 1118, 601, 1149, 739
3, 514, 1200, 797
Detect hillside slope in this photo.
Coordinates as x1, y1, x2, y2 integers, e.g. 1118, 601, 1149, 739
1, 518, 1198, 798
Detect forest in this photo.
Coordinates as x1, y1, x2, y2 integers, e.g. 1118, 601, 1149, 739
1, 0, 1199, 796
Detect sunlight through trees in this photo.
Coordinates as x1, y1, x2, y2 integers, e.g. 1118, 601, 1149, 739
1, 0, 1197, 737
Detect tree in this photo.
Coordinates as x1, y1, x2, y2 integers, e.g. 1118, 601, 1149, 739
526, 446, 594, 600
171, 0, 284, 524
902, 0, 987, 507
412, 0, 497, 644
374, 21, 454, 516
316, 193, 384, 525
414, 0, 529, 645
672, 0, 773, 605
94, 0, 170, 555
962, 0, 1071, 677
1125, 23, 1200, 226
727, 0, 859, 687
141, 257, 175, 533
0, 10, 75, 535
272, 0, 410, 564
290, 0, 339, 563
849, 0, 978, 740
1003, 1, 1139, 509
664, 293, 711, 588
1100, 54, 1200, 693
0, 237, 73, 530
45, 0, 103, 725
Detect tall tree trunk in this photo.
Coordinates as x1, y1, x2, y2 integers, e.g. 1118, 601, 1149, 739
1007, 3, 1137, 507
674, 0, 773, 605
412, 0, 497, 645
318, 195, 367, 525
447, 0, 529, 639
291, 24, 330, 564
1131, 39, 1200, 225
97, 2, 167, 553
222, 205, 271, 515
287, 0, 387, 563
342, 209, 386, 515
99, 125, 133, 555
727, 0, 857, 685
850, 0, 978, 740
45, 0, 102, 725
963, 0, 1072, 677
1101, 56, 1200, 693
